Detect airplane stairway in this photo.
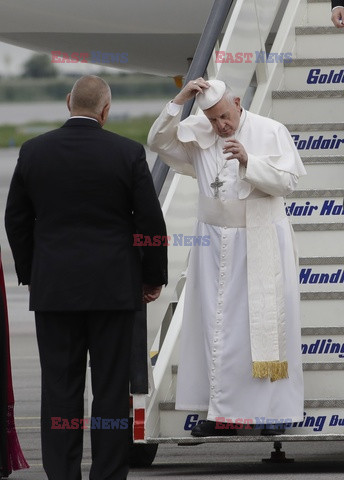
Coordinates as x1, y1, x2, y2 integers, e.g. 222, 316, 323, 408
133, 0, 344, 450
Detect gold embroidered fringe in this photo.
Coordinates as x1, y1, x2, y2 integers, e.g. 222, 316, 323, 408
252, 361, 289, 382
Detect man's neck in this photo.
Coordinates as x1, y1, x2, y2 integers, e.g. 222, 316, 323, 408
70, 115, 99, 123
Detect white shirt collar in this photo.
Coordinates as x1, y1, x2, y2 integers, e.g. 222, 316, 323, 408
70, 115, 99, 123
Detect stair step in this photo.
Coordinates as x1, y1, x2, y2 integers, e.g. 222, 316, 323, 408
160, 399, 344, 411
162, 294, 344, 333
301, 292, 344, 300
290, 189, 344, 198
285, 124, 344, 157
286, 123, 344, 131
166, 366, 344, 403
286, 193, 344, 224
293, 223, 344, 231
301, 326, 344, 333
301, 291, 344, 330
306, 0, 338, 27
285, 58, 344, 67
273, 90, 344, 99
306, 368, 344, 397
298, 259, 344, 293
146, 435, 344, 443
301, 156, 344, 163
295, 27, 344, 58
291, 225, 344, 257
158, 394, 344, 436
284, 64, 344, 90
296, 158, 344, 190
171, 362, 344, 376
303, 363, 344, 371
286, 196, 344, 224
296, 26, 343, 35
272, 90, 344, 123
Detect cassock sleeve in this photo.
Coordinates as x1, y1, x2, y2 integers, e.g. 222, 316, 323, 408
238, 123, 306, 197
147, 102, 196, 178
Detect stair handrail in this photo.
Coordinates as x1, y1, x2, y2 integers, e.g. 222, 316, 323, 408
151, 0, 235, 197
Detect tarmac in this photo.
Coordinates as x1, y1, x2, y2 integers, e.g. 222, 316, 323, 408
1, 147, 344, 479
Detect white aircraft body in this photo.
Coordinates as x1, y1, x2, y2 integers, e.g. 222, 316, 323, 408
0, 0, 217, 77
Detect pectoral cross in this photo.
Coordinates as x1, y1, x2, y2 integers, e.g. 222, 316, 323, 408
210, 175, 224, 199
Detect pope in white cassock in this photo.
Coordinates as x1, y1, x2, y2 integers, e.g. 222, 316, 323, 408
148, 78, 306, 437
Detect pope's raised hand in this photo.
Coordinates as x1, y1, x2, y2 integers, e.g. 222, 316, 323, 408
223, 139, 248, 167
173, 77, 209, 105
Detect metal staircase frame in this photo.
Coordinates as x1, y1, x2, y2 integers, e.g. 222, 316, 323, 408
132, 0, 344, 448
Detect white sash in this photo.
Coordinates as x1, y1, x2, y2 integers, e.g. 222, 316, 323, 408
197, 194, 290, 382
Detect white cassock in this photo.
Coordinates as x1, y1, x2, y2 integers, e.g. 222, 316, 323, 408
148, 101, 307, 425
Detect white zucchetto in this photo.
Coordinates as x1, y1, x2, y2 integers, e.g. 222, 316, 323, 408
196, 79, 226, 110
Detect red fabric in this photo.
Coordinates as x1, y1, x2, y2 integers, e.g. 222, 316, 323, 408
0, 257, 29, 474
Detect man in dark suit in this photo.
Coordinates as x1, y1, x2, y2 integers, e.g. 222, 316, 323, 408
5, 75, 167, 480
331, 0, 344, 27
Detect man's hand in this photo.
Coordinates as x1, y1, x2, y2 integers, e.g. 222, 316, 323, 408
223, 139, 248, 167
143, 284, 162, 303
173, 77, 209, 105
331, 7, 344, 28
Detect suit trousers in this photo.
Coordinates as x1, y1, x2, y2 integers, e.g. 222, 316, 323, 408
35, 310, 134, 480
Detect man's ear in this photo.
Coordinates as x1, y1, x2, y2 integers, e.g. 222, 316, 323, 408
234, 97, 241, 109
66, 93, 71, 112
100, 102, 110, 124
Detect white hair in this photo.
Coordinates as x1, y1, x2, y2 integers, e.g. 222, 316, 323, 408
223, 86, 236, 104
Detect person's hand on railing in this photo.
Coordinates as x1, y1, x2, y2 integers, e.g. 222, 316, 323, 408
173, 77, 209, 105
331, 6, 344, 28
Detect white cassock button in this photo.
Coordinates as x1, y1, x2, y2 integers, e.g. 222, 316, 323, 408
222, 255, 225, 258
211, 395, 214, 398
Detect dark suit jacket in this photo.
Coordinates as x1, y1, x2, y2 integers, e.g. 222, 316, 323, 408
332, 0, 343, 8
5, 118, 167, 311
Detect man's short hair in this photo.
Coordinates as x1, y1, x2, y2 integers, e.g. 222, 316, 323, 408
70, 75, 111, 114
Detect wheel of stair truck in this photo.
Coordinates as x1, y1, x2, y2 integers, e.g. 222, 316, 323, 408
128, 442, 158, 467
128, 416, 158, 467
